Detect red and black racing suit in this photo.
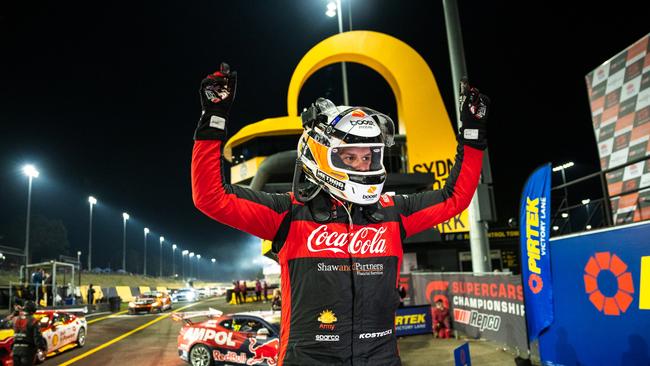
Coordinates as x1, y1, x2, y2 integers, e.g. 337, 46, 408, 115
12, 314, 46, 366
192, 139, 483, 366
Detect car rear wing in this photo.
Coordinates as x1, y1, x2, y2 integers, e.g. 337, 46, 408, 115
171, 308, 223, 324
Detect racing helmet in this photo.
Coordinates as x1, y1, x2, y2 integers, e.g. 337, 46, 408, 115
23, 300, 36, 314
297, 98, 395, 205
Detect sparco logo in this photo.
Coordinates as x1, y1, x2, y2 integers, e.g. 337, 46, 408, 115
316, 170, 345, 191
315, 334, 339, 342
307, 225, 387, 255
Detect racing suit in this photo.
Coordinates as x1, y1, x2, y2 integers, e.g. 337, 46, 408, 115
12, 314, 46, 366
192, 138, 483, 365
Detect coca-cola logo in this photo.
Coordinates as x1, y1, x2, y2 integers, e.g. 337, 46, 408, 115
307, 225, 387, 255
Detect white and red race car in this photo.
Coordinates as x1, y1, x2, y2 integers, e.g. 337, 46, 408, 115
174, 309, 280, 366
0, 308, 87, 364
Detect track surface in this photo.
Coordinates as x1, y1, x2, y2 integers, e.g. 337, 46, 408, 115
42, 297, 516, 366
45, 297, 269, 366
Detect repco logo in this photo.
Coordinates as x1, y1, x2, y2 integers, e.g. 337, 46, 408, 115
307, 225, 387, 255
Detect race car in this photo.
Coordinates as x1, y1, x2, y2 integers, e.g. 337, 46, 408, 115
0, 308, 87, 364
128, 291, 172, 314
172, 288, 198, 303
174, 309, 280, 366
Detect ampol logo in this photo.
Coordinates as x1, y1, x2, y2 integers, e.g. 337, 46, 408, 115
583, 251, 634, 316
367, 186, 377, 194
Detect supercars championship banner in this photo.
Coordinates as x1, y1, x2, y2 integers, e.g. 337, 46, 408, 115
586, 33, 650, 225
519, 164, 553, 342
539, 221, 650, 365
412, 273, 528, 352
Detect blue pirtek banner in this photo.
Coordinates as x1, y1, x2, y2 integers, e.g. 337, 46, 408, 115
395, 305, 432, 336
519, 164, 553, 342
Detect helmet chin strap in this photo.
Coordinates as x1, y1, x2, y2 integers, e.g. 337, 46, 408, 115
328, 192, 354, 232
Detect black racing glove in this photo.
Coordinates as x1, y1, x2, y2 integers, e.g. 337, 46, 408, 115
194, 62, 237, 140
458, 78, 489, 150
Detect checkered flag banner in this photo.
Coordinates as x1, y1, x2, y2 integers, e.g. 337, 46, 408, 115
586, 33, 650, 225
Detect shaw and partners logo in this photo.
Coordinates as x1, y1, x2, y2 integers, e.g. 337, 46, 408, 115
583, 251, 636, 316
525, 196, 547, 294
307, 225, 387, 255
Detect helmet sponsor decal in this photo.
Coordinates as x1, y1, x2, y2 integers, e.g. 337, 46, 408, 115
351, 109, 366, 118
349, 119, 375, 127
316, 170, 346, 191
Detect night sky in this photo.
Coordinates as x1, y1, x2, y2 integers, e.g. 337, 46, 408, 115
1, 1, 649, 279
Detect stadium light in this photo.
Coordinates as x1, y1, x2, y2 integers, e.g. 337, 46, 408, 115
326, 1, 336, 17
552, 161, 575, 172
172, 244, 177, 277
143, 228, 149, 276
159, 236, 165, 278
122, 212, 129, 271
561, 212, 569, 218
582, 199, 591, 205
87, 196, 97, 271
22, 164, 39, 269
324, 0, 349, 105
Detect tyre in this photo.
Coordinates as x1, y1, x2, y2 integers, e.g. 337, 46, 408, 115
189, 344, 213, 366
77, 327, 86, 348
35, 349, 46, 364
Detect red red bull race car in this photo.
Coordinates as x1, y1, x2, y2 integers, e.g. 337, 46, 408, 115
0, 308, 87, 365
173, 308, 280, 366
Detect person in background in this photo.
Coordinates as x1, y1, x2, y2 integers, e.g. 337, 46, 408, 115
262, 280, 268, 302
87, 284, 96, 311
30, 269, 43, 305
12, 300, 46, 366
398, 285, 407, 308
43, 272, 53, 307
432, 300, 452, 339
232, 280, 241, 304
240, 281, 247, 303
255, 280, 262, 302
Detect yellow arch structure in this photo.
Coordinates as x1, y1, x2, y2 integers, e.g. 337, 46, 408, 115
226, 31, 466, 232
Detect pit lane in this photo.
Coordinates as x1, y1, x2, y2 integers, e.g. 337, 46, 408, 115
42, 297, 517, 366
45, 296, 263, 366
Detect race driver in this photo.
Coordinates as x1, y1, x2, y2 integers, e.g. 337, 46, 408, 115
191, 63, 488, 366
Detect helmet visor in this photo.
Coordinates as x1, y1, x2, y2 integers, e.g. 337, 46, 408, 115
329, 144, 384, 173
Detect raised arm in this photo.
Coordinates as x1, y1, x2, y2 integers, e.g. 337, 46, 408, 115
396, 80, 489, 237
191, 63, 291, 240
